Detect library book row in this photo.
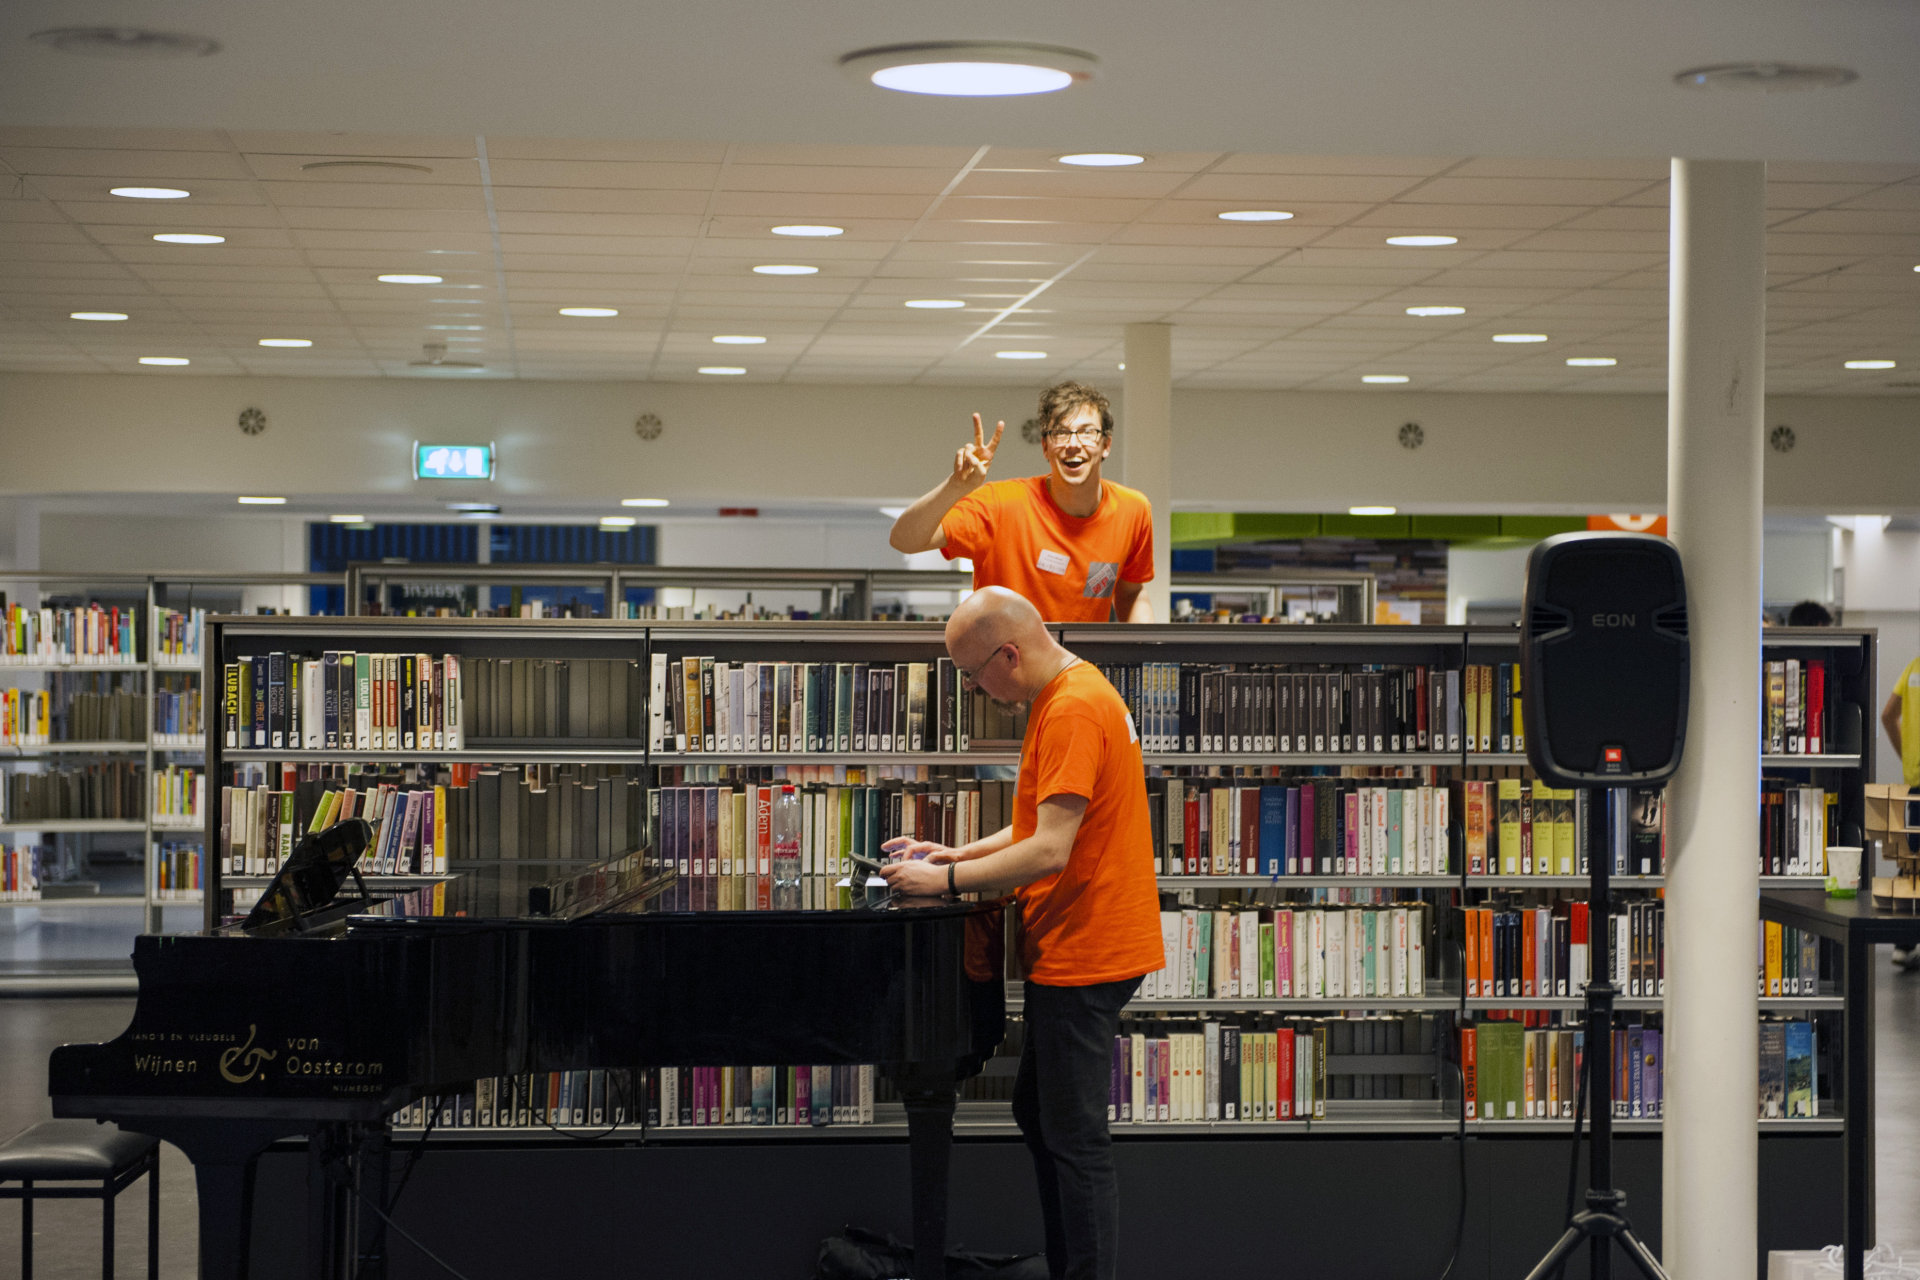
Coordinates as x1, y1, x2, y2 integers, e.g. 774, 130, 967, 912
0, 839, 204, 903
0, 671, 203, 748
394, 1064, 879, 1132
650, 653, 1019, 756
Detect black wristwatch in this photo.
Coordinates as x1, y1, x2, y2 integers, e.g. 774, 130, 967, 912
948, 862, 958, 896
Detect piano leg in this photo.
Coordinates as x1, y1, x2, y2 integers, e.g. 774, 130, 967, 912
106, 1117, 299, 1280
895, 1066, 958, 1280
307, 1124, 356, 1280
354, 1125, 393, 1280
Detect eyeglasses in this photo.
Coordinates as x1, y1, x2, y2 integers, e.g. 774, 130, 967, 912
957, 643, 1012, 688
1041, 427, 1108, 445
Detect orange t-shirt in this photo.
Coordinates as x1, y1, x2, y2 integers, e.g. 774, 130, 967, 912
941, 476, 1154, 623
1012, 660, 1165, 985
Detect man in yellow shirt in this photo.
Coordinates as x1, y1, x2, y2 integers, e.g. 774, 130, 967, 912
1882, 655, 1920, 967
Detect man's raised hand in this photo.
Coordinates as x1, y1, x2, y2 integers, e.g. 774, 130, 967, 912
951, 413, 1006, 488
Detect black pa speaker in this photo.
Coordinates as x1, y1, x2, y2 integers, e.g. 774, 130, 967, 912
1520, 532, 1690, 789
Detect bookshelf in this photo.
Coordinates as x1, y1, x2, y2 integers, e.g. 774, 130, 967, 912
0, 570, 343, 991
191, 614, 1869, 1143
345, 563, 877, 622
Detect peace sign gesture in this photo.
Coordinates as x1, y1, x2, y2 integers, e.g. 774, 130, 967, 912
951, 413, 1006, 490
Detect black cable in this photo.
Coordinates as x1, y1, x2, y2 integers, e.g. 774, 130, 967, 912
343, 1180, 477, 1280
1545, 1025, 1591, 1280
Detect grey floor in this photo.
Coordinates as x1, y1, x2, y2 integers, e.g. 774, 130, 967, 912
4, 964, 1920, 1278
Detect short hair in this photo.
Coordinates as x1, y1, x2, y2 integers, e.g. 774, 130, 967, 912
1786, 601, 1835, 627
1037, 381, 1113, 436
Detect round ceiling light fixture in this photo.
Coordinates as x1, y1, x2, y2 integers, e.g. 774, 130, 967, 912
1845, 359, 1896, 370
995, 350, 1048, 360
698, 366, 748, 376
29, 27, 220, 58
257, 338, 311, 348
1492, 333, 1550, 343
1566, 357, 1618, 367
905, 299, 966, 309
1386, 235, 1459, 247
712, 335, 766, 345
153, 233, 224, 245
1057, 153, 1144, 167
1218, 210, 1294, 222
70, 311, 128, 322
771, 225, 844, 237
1361, 375, 1410, 384
110, 187, 189, 200
378, 273, 443, 285
752, 264, 818, 275
1674, 62, 1857, 92
1405, 306, 1466, 317
840, 42, 1098, 97
558, 307, 619, 317
138, 356, 190, 366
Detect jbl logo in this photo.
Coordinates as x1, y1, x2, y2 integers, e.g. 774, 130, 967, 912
1590, 613, 1637, 628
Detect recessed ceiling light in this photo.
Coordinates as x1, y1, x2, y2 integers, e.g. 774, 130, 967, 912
1566, 357, 1618, 367
1386, 235, 1458, 247
138, 356, 189, 366
1493, 333, 1549, 343
428, 325, 484, 331
1673, 62, 1857, 92
1845, 359, 1896, 369
772, 225, 844, 237
1058, 153, 1144, 167
378, 273, 442, 285
558, 307, 619, 317
153, 233, 223, 245
841, 42, 1097, 96
257, 338, 311, 348
236, 496, 286, 505
70, 311, 127, 322
1117, 363, 1125, 370
752, 264, 818, 275
29, 27, 220, 58
328, 514, 365, 524
1405, 306, 1466, 317
996, 351, 1048, 360
1218, 210, 1294, 222
622, 498, 670, 508
905, 299, 966, 309
1361, 375, 1410, 384
713, 335, 766, 345
698, 366, 747, 376
599, 516, 638, 528
110, 187, 189, 200
1349, 506, 1398, 517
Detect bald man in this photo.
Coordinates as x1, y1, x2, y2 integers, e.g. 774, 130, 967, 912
881, 586, 1162, 1280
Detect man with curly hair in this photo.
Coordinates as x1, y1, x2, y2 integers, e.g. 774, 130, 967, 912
889, 382, 1155, 623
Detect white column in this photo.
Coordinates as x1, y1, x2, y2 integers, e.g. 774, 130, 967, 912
1663, 158, 1765, 1279
1121, 323, 1173, 622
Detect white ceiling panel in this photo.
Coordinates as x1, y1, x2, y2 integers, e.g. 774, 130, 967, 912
0, 127, 1911, 392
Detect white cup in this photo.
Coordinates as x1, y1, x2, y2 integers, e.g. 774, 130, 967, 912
1826, 845, 1862, 897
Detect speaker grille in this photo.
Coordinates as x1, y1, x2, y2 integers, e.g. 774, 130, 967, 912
1653, 603, 1688, 637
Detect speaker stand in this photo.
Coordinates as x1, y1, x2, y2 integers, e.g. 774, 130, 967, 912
1520, 786, 1669, 1280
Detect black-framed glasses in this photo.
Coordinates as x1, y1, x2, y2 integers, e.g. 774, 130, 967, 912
1041, 426, 1108, 445
957, 643, 1012, 687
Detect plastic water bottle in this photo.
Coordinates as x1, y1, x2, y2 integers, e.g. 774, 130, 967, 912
772, 784, 802, 909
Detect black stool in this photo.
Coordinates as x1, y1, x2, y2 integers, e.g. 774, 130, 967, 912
0, 1119, 160, 1279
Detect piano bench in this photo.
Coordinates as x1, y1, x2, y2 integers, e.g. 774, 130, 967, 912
0, 1120, 160, 1280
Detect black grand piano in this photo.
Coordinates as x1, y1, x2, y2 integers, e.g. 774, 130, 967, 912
49, 825, 1000, 1280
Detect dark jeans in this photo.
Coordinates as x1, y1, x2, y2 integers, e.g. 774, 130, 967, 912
1012, 976, 1140, 1280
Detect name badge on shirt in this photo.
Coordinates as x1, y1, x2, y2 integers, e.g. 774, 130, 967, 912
1036, 548, 1070, 576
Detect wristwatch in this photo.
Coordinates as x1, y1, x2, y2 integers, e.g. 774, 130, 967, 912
948, 862, 958, 895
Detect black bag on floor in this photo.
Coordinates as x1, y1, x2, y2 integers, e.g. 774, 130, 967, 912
814, 1225, 1047, 1280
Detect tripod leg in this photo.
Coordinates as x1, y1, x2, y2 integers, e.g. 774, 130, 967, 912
1522, 1225, 1591, 1280
1612, 1225, 1670, 1280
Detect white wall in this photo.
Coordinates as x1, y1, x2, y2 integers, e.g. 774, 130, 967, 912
38, 514, 303, 575
2, 372, 1915, 515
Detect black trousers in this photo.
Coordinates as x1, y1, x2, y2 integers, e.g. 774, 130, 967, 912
1011, 976, 1141, 1280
